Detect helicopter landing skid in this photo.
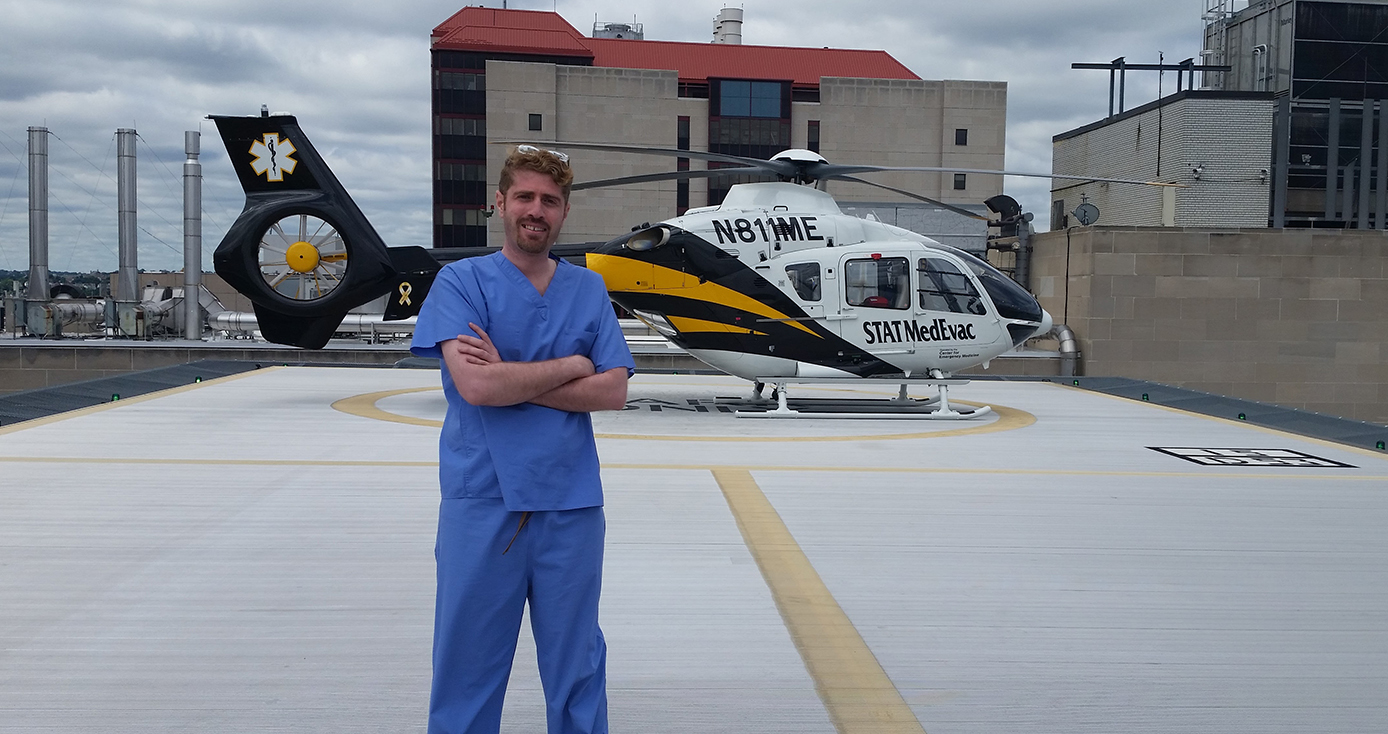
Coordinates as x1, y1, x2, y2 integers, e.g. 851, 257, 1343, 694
732, 377, 993, 420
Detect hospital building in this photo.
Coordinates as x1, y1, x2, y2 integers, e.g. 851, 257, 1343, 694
428, 7, 1008, 251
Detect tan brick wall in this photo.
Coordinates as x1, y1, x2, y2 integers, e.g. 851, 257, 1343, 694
1031, 226, 1388, 424
484, 62, 1007, 245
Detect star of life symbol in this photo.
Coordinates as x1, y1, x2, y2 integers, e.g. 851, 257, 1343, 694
249, 133, 298, 182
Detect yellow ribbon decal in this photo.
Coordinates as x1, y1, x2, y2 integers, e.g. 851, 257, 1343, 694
398, 282, 413, 306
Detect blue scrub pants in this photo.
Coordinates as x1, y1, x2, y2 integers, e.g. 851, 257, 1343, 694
428, 498, 608, 734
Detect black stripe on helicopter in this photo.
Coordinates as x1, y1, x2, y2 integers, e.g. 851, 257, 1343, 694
590, 227, 907, 377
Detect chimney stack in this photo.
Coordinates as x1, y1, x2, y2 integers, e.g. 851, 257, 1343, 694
713, 7, 743, 44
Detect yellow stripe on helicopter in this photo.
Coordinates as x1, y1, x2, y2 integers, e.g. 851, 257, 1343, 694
665, 316, 767, 336
586, 253, 820, 338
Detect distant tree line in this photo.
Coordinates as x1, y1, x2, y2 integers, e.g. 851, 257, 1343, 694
0, 270, 109, 298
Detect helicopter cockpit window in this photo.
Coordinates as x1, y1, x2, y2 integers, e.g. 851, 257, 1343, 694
918, 258, 986, 315
845, 257, 910, 309
784, 262, 821, 301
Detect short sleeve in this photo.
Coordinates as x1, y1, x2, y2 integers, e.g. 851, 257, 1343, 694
411, 265, 485, 359
584, 278, 636, 377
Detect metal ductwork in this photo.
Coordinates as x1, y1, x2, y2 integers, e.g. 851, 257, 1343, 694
27, 127, 48, 303
117, 128, 138, 302
183, 131, 202, 340
1053, 324, 1080, 377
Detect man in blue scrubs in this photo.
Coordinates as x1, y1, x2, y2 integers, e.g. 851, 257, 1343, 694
411, 146, 634, 734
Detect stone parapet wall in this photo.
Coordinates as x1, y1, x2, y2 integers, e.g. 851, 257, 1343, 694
1029, 226, 1388, 424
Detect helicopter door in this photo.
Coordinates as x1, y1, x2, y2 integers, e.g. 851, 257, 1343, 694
781, 260, 824, 319
835, 253, 916, 355
915, 254, 995, 360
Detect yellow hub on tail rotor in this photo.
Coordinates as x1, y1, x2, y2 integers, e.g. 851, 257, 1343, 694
286, 241, 320, 273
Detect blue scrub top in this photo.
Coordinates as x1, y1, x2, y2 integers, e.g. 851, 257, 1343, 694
411, 252, 635, 511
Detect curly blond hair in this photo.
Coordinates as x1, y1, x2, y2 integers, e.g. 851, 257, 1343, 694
499, 146, 573, 200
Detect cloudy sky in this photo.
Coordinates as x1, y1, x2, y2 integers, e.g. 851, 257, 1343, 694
0, 0, 1207, 274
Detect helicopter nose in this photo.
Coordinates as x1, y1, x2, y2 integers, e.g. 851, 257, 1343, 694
1037, 308, 1053, 337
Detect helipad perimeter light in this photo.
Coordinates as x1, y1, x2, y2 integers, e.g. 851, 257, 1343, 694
1377, 440, 1386, 451
111, 393, 120, 401
1238, 413, 1247, 420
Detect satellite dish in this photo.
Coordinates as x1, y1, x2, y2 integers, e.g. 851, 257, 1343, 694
1073, 202, 1100, 226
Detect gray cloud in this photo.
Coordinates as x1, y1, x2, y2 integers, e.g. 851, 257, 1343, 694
0, 0, 1205, 273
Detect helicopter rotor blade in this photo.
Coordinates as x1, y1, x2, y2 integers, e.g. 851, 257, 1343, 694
573, 167, 772, 191
830, 175, 991, 221
499, 140, 797, 176
814, 164, 1184, 188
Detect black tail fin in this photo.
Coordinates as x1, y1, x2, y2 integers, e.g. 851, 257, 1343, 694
210, 113, 401, 345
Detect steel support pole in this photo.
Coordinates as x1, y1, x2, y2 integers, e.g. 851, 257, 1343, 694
1325, 99, 1340, 221
183, 131, 202, 340
1272, 96, 1290, 228
1360, 101, 1374, 229
116, 128, 138, 301
1343, 159, 1356, 223
26, 127, 49, 302
1378, 101, 1388, 229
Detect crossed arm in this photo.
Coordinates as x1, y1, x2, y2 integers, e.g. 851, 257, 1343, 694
441, 322, 628, 412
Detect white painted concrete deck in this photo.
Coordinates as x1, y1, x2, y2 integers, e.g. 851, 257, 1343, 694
1, 367, 1384, 733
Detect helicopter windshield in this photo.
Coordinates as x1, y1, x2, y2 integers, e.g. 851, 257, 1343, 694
935, 246, 1044, 323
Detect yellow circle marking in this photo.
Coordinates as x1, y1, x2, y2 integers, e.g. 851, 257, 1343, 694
286, 241, 320, 273
331, 387, 1036, 442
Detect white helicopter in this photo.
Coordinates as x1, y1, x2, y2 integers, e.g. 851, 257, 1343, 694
552, 141, 1172, 418
208, 114, 1172, 419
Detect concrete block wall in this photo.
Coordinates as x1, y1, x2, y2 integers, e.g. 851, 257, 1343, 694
1030, 226, 1388, 424
1052, 93, 1274, 229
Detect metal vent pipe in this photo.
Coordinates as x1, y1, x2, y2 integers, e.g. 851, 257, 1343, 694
713, 7, 742, 44
26, 126, 49, 302
116, 128, 138, 301
183, 131, 202, 339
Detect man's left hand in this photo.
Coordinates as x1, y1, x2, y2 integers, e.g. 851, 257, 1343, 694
456, 322, 501, 365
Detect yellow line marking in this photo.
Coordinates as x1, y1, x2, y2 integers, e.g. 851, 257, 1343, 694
330, 387, 1037, 442
0, 367, 282, 436
1047, 382, 1388, 462
610, 464, 1386, 481
0, 457, 1378, 482
330, 387, 443, 427
0, 456, 434, 467
712, 468, 926, 733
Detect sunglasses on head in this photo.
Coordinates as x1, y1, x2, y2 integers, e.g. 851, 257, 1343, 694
515, 144, 569, 163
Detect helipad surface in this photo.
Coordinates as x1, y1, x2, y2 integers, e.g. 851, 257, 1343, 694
1, 367, 1385, 733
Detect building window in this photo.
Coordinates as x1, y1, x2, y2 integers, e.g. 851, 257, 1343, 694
955, 128, 968, 146
677, 116, 690, 215
808, 120, 820, 153
528, 114, 542, 131
713, 79, 787, 118
953, 173, 967, 190
708, 79, 791, 205
435, 71, 485, 91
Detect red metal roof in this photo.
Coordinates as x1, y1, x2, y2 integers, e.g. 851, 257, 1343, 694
432, 7, 594, 58
431, 8, 918, 85
588, 37, 918, 85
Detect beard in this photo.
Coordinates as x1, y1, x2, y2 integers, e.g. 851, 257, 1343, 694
506, 216, 556, 254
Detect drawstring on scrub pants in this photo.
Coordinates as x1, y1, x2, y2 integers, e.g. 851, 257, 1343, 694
502, 511, 532, 555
